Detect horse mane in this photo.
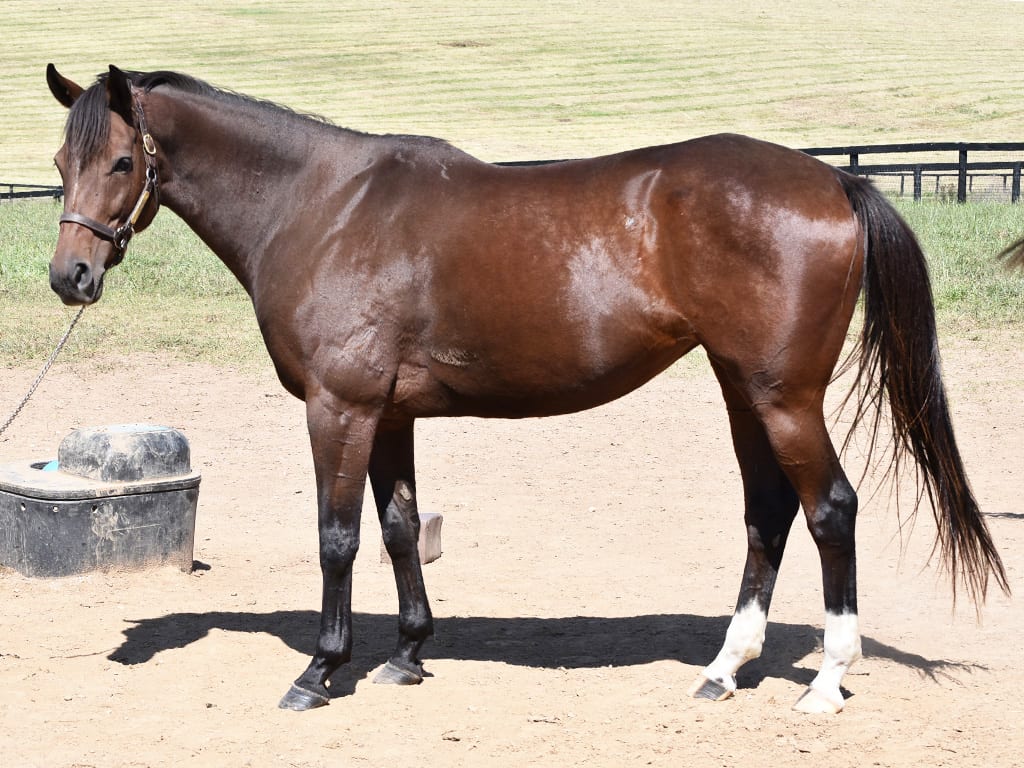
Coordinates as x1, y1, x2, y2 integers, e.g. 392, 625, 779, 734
63, 69, 336, 167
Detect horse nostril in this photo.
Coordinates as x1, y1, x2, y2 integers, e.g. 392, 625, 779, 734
72, 261, 91, 290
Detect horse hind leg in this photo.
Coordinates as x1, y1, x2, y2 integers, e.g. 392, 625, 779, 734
693, 359, 862, 713
755, 399, 861, 713
689, 367, 801, 701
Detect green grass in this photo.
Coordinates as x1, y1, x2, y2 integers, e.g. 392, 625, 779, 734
895, 201, 1024, 327
0, 202, 263, 366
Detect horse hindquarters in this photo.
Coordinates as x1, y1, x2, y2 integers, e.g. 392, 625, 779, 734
692, 165, 1008, 713
683, 166, 866, 712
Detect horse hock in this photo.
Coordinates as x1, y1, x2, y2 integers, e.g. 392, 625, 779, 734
0, 424, 199, 577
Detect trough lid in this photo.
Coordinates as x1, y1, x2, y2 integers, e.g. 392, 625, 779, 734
0, 460, 200, 501
58, 423, 191, 482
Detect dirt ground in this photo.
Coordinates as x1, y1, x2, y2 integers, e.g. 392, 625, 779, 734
0, 330, 1020, 768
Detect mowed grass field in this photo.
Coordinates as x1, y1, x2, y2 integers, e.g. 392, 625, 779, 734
1, 0, 1023, 366
4, 0, 1024, 181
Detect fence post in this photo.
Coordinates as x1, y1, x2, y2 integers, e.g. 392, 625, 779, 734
849, 152, 859, 173
913, 167, 923, 201
1013, 163, 1021, 204
957, 148, 968, 203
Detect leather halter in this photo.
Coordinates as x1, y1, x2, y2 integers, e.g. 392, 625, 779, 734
59, 88, 160, 263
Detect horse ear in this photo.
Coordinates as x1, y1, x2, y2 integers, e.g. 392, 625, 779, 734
106, 65, 134, 123
47, 63, 83, 108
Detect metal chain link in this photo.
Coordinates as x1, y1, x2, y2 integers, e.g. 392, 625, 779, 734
0, 306, 86, 438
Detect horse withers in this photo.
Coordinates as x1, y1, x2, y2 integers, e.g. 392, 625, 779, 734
45, 64, 1008, 714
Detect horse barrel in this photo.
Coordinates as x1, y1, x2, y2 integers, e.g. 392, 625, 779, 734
0, 424, 200, 577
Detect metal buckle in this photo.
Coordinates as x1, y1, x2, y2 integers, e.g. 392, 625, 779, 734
112, 224, 133, 260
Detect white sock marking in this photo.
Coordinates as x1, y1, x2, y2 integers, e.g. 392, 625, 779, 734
807, 610, 861, 708
700, 602, 768, 691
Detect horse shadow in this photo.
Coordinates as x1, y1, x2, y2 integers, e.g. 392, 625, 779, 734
106, 608, 981, 699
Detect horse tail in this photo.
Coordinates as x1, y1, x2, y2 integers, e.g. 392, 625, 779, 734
999, 236, 1024, 270
836, 170, 1009, 606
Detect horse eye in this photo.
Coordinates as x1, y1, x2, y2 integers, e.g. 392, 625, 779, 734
112, 157, 133, 174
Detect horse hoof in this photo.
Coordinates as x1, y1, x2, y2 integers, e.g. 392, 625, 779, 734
373, 659, 425, 686
278, 683, 330, 710
687, 676, 733, 701
792, 686, 843, 714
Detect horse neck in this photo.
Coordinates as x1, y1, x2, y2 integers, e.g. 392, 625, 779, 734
144, 89, 347, 295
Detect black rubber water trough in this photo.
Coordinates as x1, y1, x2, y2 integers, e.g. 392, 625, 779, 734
0, 424, 200, 577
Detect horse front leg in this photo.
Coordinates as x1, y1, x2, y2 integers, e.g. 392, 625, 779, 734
368, 419, 434, 685
279, 396, 381, 711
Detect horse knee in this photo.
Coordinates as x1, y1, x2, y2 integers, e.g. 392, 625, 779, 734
320, 525, 360, 572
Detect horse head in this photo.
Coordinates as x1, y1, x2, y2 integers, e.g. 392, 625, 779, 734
46, 64, 160, 305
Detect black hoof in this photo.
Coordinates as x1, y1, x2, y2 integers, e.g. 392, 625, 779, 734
373, 659, 425, 685
278, 683, 330, 710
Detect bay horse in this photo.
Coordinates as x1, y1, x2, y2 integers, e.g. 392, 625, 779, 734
45, 65, 1007, 714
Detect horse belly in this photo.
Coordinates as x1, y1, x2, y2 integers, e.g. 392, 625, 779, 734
393, 311, 698, 419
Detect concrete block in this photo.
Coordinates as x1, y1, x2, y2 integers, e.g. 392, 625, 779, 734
380, 511, 443, 565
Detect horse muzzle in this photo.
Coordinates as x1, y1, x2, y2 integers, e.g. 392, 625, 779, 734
49, 257, 105, 305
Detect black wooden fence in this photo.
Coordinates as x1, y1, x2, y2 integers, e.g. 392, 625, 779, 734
0, 183, 62, 202
5, 141, 1023, 203
801, 142, 1024, 203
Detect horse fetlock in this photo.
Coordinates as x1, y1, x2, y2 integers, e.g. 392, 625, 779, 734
314, 643, 352, 672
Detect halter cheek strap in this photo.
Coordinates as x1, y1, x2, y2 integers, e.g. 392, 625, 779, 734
59, 89, 160, 262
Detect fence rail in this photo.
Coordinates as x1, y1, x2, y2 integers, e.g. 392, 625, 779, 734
6, 142, 1024, 204
0, 183, 63, 202
801, 142, 1024, 202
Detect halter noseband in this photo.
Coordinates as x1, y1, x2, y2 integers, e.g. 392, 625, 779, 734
59, 88, 160, 262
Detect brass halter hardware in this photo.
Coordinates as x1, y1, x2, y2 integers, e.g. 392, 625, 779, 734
59, 87, 160, 262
